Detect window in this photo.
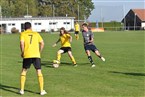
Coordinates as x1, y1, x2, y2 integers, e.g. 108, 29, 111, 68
49, 22, 52, 25
8, 23, 15, 26
67, 22, 70, 24
53, 22, 56, 25
38, 23, 41, 25
34, 23, 41, 25
49, 22, 57, 25
12, 24, 15, 26
64, 22, 70, 25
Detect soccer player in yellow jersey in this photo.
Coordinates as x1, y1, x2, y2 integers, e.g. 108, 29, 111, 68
74, 22, 80, 40
19, 22, 47, 95
52, 27, 77, 67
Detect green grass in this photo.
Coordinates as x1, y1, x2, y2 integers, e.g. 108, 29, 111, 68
0, 31, 144, 97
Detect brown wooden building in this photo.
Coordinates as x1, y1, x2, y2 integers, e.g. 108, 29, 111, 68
122, 9, 145, 30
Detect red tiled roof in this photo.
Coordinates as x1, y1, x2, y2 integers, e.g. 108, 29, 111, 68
132, 9, 145, 21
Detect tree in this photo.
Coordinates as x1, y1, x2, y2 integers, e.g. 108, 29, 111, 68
37, 0, 94, 20
0, 0, 94, 19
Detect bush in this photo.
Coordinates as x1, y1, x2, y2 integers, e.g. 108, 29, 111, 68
11, 27, 19, 34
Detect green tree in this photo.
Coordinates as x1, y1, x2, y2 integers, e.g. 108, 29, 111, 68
25, 0, 39, 16
0, 0, 94, 19
37, 0, 94, 20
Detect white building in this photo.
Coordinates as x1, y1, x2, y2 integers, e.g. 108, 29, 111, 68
0, 16, 75, 33
141, 21, 145, 29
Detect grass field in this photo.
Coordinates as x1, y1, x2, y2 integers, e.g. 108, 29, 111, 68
0, 31, 144, 97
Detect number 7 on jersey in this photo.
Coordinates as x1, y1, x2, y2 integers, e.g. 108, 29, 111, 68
28, 35, 33, 44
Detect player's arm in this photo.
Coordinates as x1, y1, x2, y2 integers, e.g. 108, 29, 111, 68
89, 32, 94, 43
39, 41, 44, 52
66, 34, 72, 42
69, 35, 72, 42
89, 36, 94, 43
52, 38, 60, 47
37, 33, 44, 52
20, 41, 24, 58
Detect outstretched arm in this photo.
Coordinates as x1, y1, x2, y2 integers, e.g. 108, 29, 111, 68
52, 38, 60, 47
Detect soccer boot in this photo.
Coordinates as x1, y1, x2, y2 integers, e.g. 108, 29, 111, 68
91, 64, 96, 68
53, 60, 60, 64
101, 57, 105, 62
19, 90, 24, 95
40, 90, 47, 95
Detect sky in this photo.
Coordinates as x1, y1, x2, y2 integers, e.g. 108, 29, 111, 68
87, 0, 145, 22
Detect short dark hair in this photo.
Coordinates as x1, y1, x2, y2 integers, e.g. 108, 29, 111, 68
82, 23, 88, 27
24, 22, 31, 30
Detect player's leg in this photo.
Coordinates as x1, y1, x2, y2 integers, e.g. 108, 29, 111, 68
67, 51, 77, 66
75, 33, 79, 40
20, 68, 27, 94
20, 58, 31, 94
86, 50, 95, 67
76, 34, 79, 40
34, 58, 47, 95
94, 50, 105, 62
92, 45, 105, 62
53, 48, 65, 68
55, 49, 64, 63
84, 45, 95, 67
75, 31, 79, 40
37, 69, 47, 95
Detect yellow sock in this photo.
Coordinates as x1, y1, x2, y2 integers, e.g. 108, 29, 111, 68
38, 73, 44, 92
20, 71, 26, 91
70, 56, 76, 64
57, 53, 61, 61
76, 35, 79, 40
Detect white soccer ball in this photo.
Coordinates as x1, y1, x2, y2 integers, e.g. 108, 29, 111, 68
53, 63, 59, 68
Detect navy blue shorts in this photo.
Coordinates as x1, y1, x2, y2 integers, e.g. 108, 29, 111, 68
84, 44, 98, 52
23, 58, 41, 69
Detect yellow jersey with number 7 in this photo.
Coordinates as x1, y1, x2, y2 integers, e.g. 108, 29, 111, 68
20, 29, 43, 58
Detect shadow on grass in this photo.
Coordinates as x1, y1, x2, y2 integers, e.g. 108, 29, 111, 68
109, 71, 145, 77
0, 84, 39, 95
41, 61, 90, 68
41, 61, 53, 68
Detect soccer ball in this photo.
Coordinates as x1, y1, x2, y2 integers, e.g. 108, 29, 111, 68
53, 63, 59, 68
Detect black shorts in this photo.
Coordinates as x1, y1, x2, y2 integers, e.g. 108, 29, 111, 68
84, 44, 98, 52
75, 31, 79, 34
23, 58, 41, 69
60, 47, 71, 53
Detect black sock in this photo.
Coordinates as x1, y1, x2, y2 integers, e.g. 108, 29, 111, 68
88, 56, 94, 65
98, 55, 102, 58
